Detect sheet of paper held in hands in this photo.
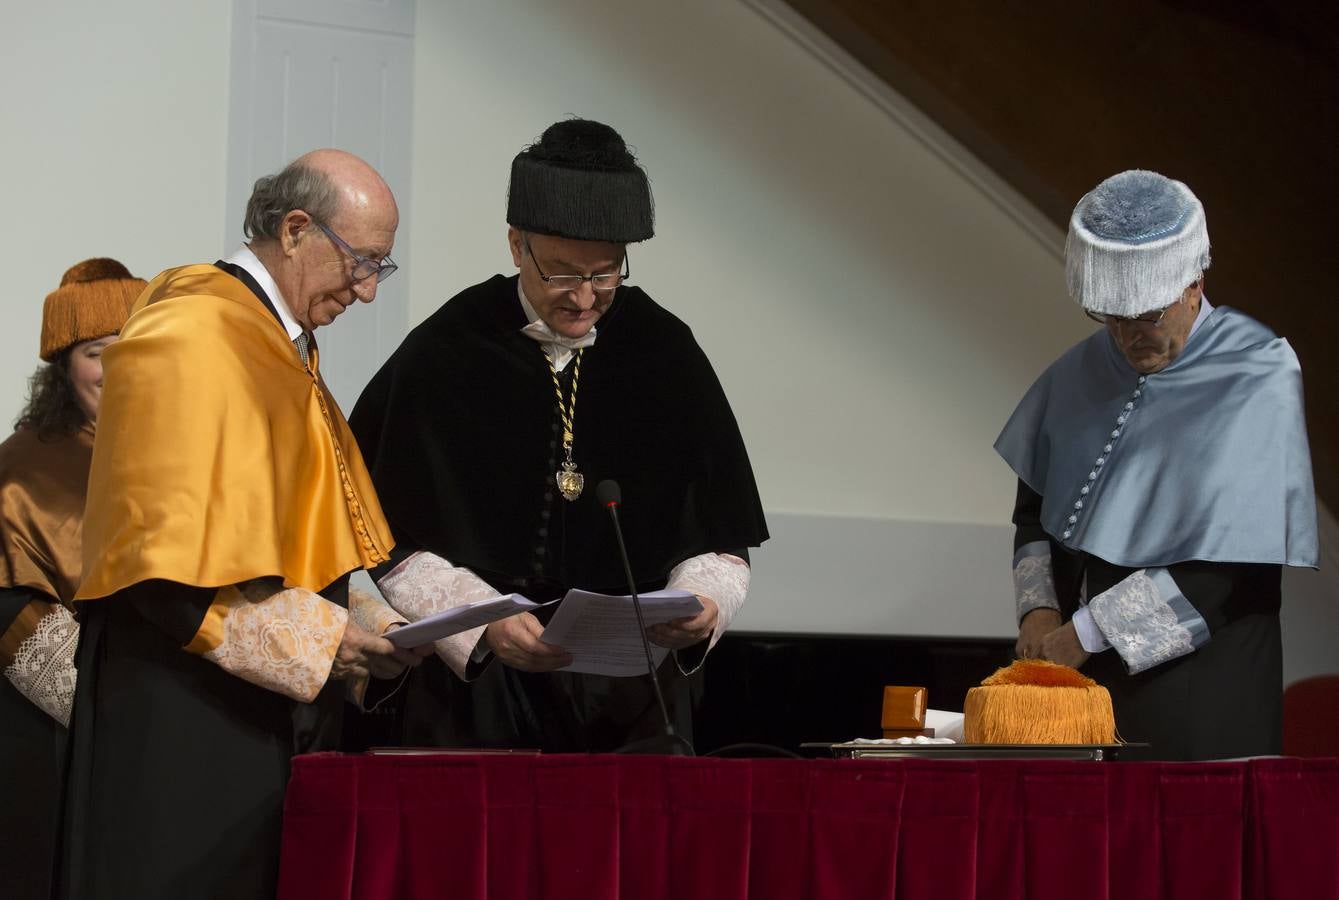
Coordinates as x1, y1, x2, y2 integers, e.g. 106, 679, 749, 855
385, 594, 538, 648
540, 588, 704, 677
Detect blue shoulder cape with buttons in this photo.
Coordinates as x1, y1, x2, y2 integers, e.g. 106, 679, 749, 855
995, 306, 1318, 569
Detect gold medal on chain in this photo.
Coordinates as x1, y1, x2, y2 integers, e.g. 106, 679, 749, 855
550, 349, 584, 501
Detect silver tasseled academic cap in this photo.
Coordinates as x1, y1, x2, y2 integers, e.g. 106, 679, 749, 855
1065, 170, 1211, 317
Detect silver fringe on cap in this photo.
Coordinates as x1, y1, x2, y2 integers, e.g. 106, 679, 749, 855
1066, 170, 1211, 318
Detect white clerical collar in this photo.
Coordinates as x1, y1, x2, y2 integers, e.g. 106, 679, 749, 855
1188, 294, 1213, 338
222, 244, 305, 343
517, 280, 596, 372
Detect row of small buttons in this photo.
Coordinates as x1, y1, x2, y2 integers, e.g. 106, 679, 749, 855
1062, 375, 1147, 540
533, 418, 562, 574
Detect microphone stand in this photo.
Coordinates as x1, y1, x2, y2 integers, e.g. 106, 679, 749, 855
601, 484, 695, 756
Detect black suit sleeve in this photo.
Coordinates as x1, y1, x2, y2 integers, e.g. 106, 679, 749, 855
0, 585, 40, 634
368, 542, 421, 584
123, 580, 215, 647
1011, 479, 1049, 552
1165, 561, 1282, 634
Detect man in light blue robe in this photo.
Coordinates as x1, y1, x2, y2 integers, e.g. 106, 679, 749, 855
996, 170, 1317, 760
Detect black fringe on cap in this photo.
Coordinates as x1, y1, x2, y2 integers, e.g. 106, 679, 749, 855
506, 119, 655, 243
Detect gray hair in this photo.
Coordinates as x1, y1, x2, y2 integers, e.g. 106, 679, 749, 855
243, 160, 341, 240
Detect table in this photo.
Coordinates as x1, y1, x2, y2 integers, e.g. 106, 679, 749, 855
277, 753, 1339, 900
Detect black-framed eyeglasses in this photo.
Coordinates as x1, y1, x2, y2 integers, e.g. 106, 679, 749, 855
522, 232, 628, 292
315, 221, 398, 284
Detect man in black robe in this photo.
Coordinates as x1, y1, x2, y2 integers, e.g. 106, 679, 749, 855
996, 170, 1317, 760
351, 119, 768, 752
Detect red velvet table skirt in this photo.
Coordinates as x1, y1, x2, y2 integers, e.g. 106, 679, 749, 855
277, 754, 1339, 900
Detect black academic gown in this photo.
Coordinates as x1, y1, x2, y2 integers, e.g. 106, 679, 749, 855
1013, 481, 1282, 760
0, 588, 66, 900
58, 579, 348, 900
350, 274, 768, 752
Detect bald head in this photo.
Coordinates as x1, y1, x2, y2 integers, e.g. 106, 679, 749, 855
244, 149, 398, 242
244, 149, 400, 331
291, 148, 398, 232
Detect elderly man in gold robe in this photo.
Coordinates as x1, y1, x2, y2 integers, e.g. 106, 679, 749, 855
56, 150, 420, 900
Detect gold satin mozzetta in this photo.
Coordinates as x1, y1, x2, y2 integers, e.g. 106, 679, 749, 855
0, 425, 93, 606
77, 265, 393, 601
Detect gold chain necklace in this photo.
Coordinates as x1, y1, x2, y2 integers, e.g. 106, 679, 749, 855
548, 348, 584, 501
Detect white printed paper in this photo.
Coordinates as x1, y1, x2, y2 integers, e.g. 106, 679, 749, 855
386, 593, 537, 648
540, 588, 704, 677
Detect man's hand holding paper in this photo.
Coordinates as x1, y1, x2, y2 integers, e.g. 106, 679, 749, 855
647, 596, 718, 650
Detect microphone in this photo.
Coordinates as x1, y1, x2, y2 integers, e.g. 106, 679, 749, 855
596, 479, 694, 756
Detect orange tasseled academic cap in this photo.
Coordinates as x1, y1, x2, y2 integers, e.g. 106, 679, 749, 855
40, 258, 145, 361
963, 659, 1117, 744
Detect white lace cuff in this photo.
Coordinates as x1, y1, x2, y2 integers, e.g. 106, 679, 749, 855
1013, 541, 1060, 624
3, 603, 78, 727
1088, 567, 1209, 675
377, 551, 501, 680
184, 579, 348, 703
666, 552, 750, 671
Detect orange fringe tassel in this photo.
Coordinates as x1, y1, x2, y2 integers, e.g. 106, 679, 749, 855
40, 258, 145, 361
963, 659, 1116, 744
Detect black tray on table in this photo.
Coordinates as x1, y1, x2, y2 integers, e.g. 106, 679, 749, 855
802, 742, 1147, 761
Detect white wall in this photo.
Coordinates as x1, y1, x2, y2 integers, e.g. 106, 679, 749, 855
4, 1, 233, 430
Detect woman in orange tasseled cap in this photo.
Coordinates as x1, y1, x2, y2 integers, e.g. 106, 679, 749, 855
0, 258, 141, 900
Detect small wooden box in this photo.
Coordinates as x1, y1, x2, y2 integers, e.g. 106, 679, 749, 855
881, 686, 929, 738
